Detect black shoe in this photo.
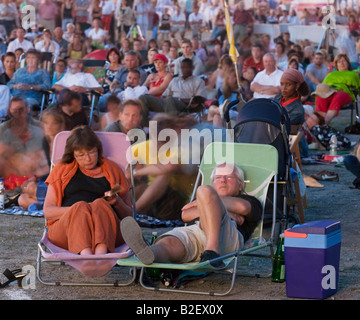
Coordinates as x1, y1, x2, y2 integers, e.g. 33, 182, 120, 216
353, 177, 360, 189
4, 193, 21, 208
200, 250, 225, 269
0, 268, 26, 288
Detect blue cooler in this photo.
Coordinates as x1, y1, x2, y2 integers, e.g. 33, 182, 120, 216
284, 220, 341, 299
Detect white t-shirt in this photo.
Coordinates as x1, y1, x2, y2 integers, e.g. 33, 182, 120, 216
251, 68, 283, 99
55, 71, 101, 88
7, 38, 34, 53
88, 28, 107, 42
35, 40, 60, 56
117, 85, 148, 101
99, 0, 115, 15
189, 12, 204, 26
172, 12, 185, 24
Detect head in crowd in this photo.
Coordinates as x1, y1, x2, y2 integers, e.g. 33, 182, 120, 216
210, 162, 246, 196
54, 58, 67, 75
153, 53, 168, 72
58, 89, 82, 116
263, 52, 277, 73
118, 99, 144, 133
123, 51, 139, 70
7, 95, 29, 119
334, 54, 351, 71
68, 58, 83, 73
107, 47, 122, 64
41, 108, 66, 139
180, 58, 194, 78
62, 125, 103, 166
126, 69, 141, 88
1, 52, 16, 74
288, 58, 299, 70
25, 49, 42, 69
280, 68, 310, 99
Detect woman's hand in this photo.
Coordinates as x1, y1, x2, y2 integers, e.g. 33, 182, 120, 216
103, 192, 118, 205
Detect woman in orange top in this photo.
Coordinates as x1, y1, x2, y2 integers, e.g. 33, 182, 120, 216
43, 126, 132, 255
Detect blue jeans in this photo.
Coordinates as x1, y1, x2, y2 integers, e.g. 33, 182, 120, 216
152, 26, 158, 39
343, 155, 360, 178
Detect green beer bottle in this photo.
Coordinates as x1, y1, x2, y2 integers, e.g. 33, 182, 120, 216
272, 234, 285, 282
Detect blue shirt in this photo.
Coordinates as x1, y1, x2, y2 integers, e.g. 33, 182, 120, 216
7, 67, 51, 103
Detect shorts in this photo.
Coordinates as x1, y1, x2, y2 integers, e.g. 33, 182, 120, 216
315, 91, 352, 116
171, 25, 185, 33
156, 200, 243, 263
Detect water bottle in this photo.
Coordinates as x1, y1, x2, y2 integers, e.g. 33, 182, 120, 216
145, 232, 161, 280
0, 178, 5, 210
329, 134, 338, 156
272, 234, 285, 283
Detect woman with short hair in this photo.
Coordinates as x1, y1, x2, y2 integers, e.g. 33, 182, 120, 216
43, 125, 132, 255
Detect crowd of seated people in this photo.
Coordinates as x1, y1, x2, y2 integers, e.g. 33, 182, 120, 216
1, 0, 360, 220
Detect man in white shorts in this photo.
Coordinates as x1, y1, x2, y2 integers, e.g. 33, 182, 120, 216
121, 162, 262, 268
170, 4, 186, 40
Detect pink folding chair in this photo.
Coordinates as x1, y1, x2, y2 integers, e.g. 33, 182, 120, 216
36, 131, 137, 286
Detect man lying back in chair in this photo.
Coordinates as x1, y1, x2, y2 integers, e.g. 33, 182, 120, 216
121, 162, 262, 268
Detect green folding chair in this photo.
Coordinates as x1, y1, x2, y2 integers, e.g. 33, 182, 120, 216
117, 142, 279, 295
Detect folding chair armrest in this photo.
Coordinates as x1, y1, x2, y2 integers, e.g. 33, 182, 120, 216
350, 87, 359, 96
185, 96, 206, 112
90, 89, 103, 97
40, 89, 54, 95
223, 99, 239, 123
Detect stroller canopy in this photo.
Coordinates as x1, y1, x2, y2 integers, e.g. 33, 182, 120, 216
233, 98, 291, 180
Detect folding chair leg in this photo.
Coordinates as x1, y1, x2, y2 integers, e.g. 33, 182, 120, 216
88, 95, 96, 126
137, 256, 239, 296
39, 93, 47, 121
36, 246, 137, 287
292, 177, 305, 223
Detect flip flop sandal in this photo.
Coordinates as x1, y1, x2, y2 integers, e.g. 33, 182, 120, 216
0, 268, 26, 288
4, 193, 21, 208
311, 170, 339, 181
120, 216, 155, 265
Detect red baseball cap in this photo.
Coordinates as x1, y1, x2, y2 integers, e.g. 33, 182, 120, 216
153, 53, 168, 64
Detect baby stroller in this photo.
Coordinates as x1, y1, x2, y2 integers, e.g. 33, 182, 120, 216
228, 98, 300, 242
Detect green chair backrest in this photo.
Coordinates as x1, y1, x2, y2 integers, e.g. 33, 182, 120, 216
199, 142, 278, 241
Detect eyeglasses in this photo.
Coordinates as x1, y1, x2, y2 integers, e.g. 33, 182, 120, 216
74, 149, 98, 160
213, 175, 237, 182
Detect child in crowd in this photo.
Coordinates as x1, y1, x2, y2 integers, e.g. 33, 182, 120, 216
100, 95, 121, 130
51, 59, 67, 86
56, 89, 88, 130
17, 108, 66, 210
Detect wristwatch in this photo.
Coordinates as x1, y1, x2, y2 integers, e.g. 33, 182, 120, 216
30, 86, 34, 90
